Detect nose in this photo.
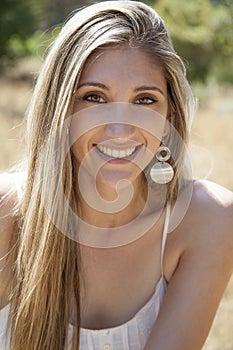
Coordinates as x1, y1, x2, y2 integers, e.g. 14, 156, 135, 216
104, 123, 136, 139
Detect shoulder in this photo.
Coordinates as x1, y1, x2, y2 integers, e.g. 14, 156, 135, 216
0, 173, 20, 303
149, 181, 233, 349
0, 173, 19, 255
192, 179, 233, 211
0, 172, 19, 211
171, 179, 233, 244
0, 172, 18, 213
189, 179, 233, 238
178, 179, 233, 271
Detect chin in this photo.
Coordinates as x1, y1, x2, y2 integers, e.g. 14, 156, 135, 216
96, 168, 142, 188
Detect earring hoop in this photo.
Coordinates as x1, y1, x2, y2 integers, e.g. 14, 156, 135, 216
150, 141, 174, 184
155, 145, 171, 162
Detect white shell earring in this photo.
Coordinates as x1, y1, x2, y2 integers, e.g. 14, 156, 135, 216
150, 141, 174, 184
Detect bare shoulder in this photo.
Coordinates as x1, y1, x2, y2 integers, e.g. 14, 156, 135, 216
146, 180, 233, 349
193, 179, 233, 210
0, 172, 18, 258
0, 173, 20, 304
173, 179, 233, 245
190, 179, 233, 240
166, 180, 233, 280
180, 179, 233, 270
0, 172, 18, 216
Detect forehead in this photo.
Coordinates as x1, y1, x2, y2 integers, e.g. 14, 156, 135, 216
79, 45, 166, 87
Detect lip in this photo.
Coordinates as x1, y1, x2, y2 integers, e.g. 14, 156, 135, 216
93, 144, 143, 164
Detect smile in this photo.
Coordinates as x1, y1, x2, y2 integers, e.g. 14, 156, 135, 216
95, 144, 139, 158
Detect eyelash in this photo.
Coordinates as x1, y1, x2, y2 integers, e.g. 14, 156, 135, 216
82, 93, 158, 105
134, 96, 158, 105
83, 93, 106, 103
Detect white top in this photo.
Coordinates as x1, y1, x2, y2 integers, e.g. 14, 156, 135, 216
0, 172, 170, 350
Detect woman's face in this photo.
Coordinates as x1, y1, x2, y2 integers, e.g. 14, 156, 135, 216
71, 45, 168, 188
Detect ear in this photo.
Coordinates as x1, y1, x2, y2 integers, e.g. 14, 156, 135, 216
163, 119, 170, 137
164, 97, 173, 137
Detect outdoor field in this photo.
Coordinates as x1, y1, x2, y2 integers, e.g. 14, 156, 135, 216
0, 57, 232, 349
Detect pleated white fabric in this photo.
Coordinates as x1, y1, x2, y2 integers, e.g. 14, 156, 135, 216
0, 277, 167, 350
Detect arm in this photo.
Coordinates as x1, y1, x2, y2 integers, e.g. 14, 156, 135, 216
144, 181, 233, 350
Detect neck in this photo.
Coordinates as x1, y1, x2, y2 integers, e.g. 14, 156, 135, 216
76, 175, 149, 228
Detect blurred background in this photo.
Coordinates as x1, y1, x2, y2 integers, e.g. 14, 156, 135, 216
0, 0, 232, 348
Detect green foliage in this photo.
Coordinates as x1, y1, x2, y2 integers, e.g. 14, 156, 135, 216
0, 0, 35, 61
7, 28, 61, 59
28, 0, 94, 28
153, 0, 233, 83
0, 0, 232, 84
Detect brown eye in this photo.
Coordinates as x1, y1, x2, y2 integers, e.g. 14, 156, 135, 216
134, 96, 157, 105
84, 94, 106, 103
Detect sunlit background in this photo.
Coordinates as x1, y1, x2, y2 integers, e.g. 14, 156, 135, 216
0, 0, 232, 348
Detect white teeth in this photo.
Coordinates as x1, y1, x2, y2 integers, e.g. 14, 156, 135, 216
96, 144, 137, 158
106, 148, 112, 156
126, 148, 132, 155
112, 150, 119, 157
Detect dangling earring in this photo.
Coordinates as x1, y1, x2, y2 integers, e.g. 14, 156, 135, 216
150, 140, 174, 184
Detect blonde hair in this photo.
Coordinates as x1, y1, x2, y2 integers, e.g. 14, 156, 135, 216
6, 1, 196, 349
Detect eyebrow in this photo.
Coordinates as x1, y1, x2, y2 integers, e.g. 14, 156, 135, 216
77, 82, 165, 96
134, 86, 165, 96
77, 82, 109, 90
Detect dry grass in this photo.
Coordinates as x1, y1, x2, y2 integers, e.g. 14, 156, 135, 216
0, 58, 232, 348
0, 58, 40, 170
190, 86, 233, 191
190, 87, 233, 350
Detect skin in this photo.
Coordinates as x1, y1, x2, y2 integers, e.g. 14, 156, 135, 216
0, 46, 233, 350
71, 46, 168, 226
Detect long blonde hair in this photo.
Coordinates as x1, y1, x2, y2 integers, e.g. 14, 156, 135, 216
6, 1, 196, 349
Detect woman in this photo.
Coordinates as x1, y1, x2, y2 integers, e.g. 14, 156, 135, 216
0, 1, 232, 349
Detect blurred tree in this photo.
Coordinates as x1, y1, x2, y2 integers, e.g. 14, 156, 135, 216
29, 0, 96, 28
31, 0, 232, 84
0, 0, 35, 61
1, 0, 232, 84
153, 0, 233, 83
29, 0, 157, 27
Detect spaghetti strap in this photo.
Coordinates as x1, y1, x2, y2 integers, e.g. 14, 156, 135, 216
160, 202, 171, 277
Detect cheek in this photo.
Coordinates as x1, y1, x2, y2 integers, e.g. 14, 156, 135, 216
71, 142, 83, 168
148, 137, 161, 154
157, 103, 169, 122
70, 133, 90, 164
142, 129, 162, 154
69, 114, 99, 163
